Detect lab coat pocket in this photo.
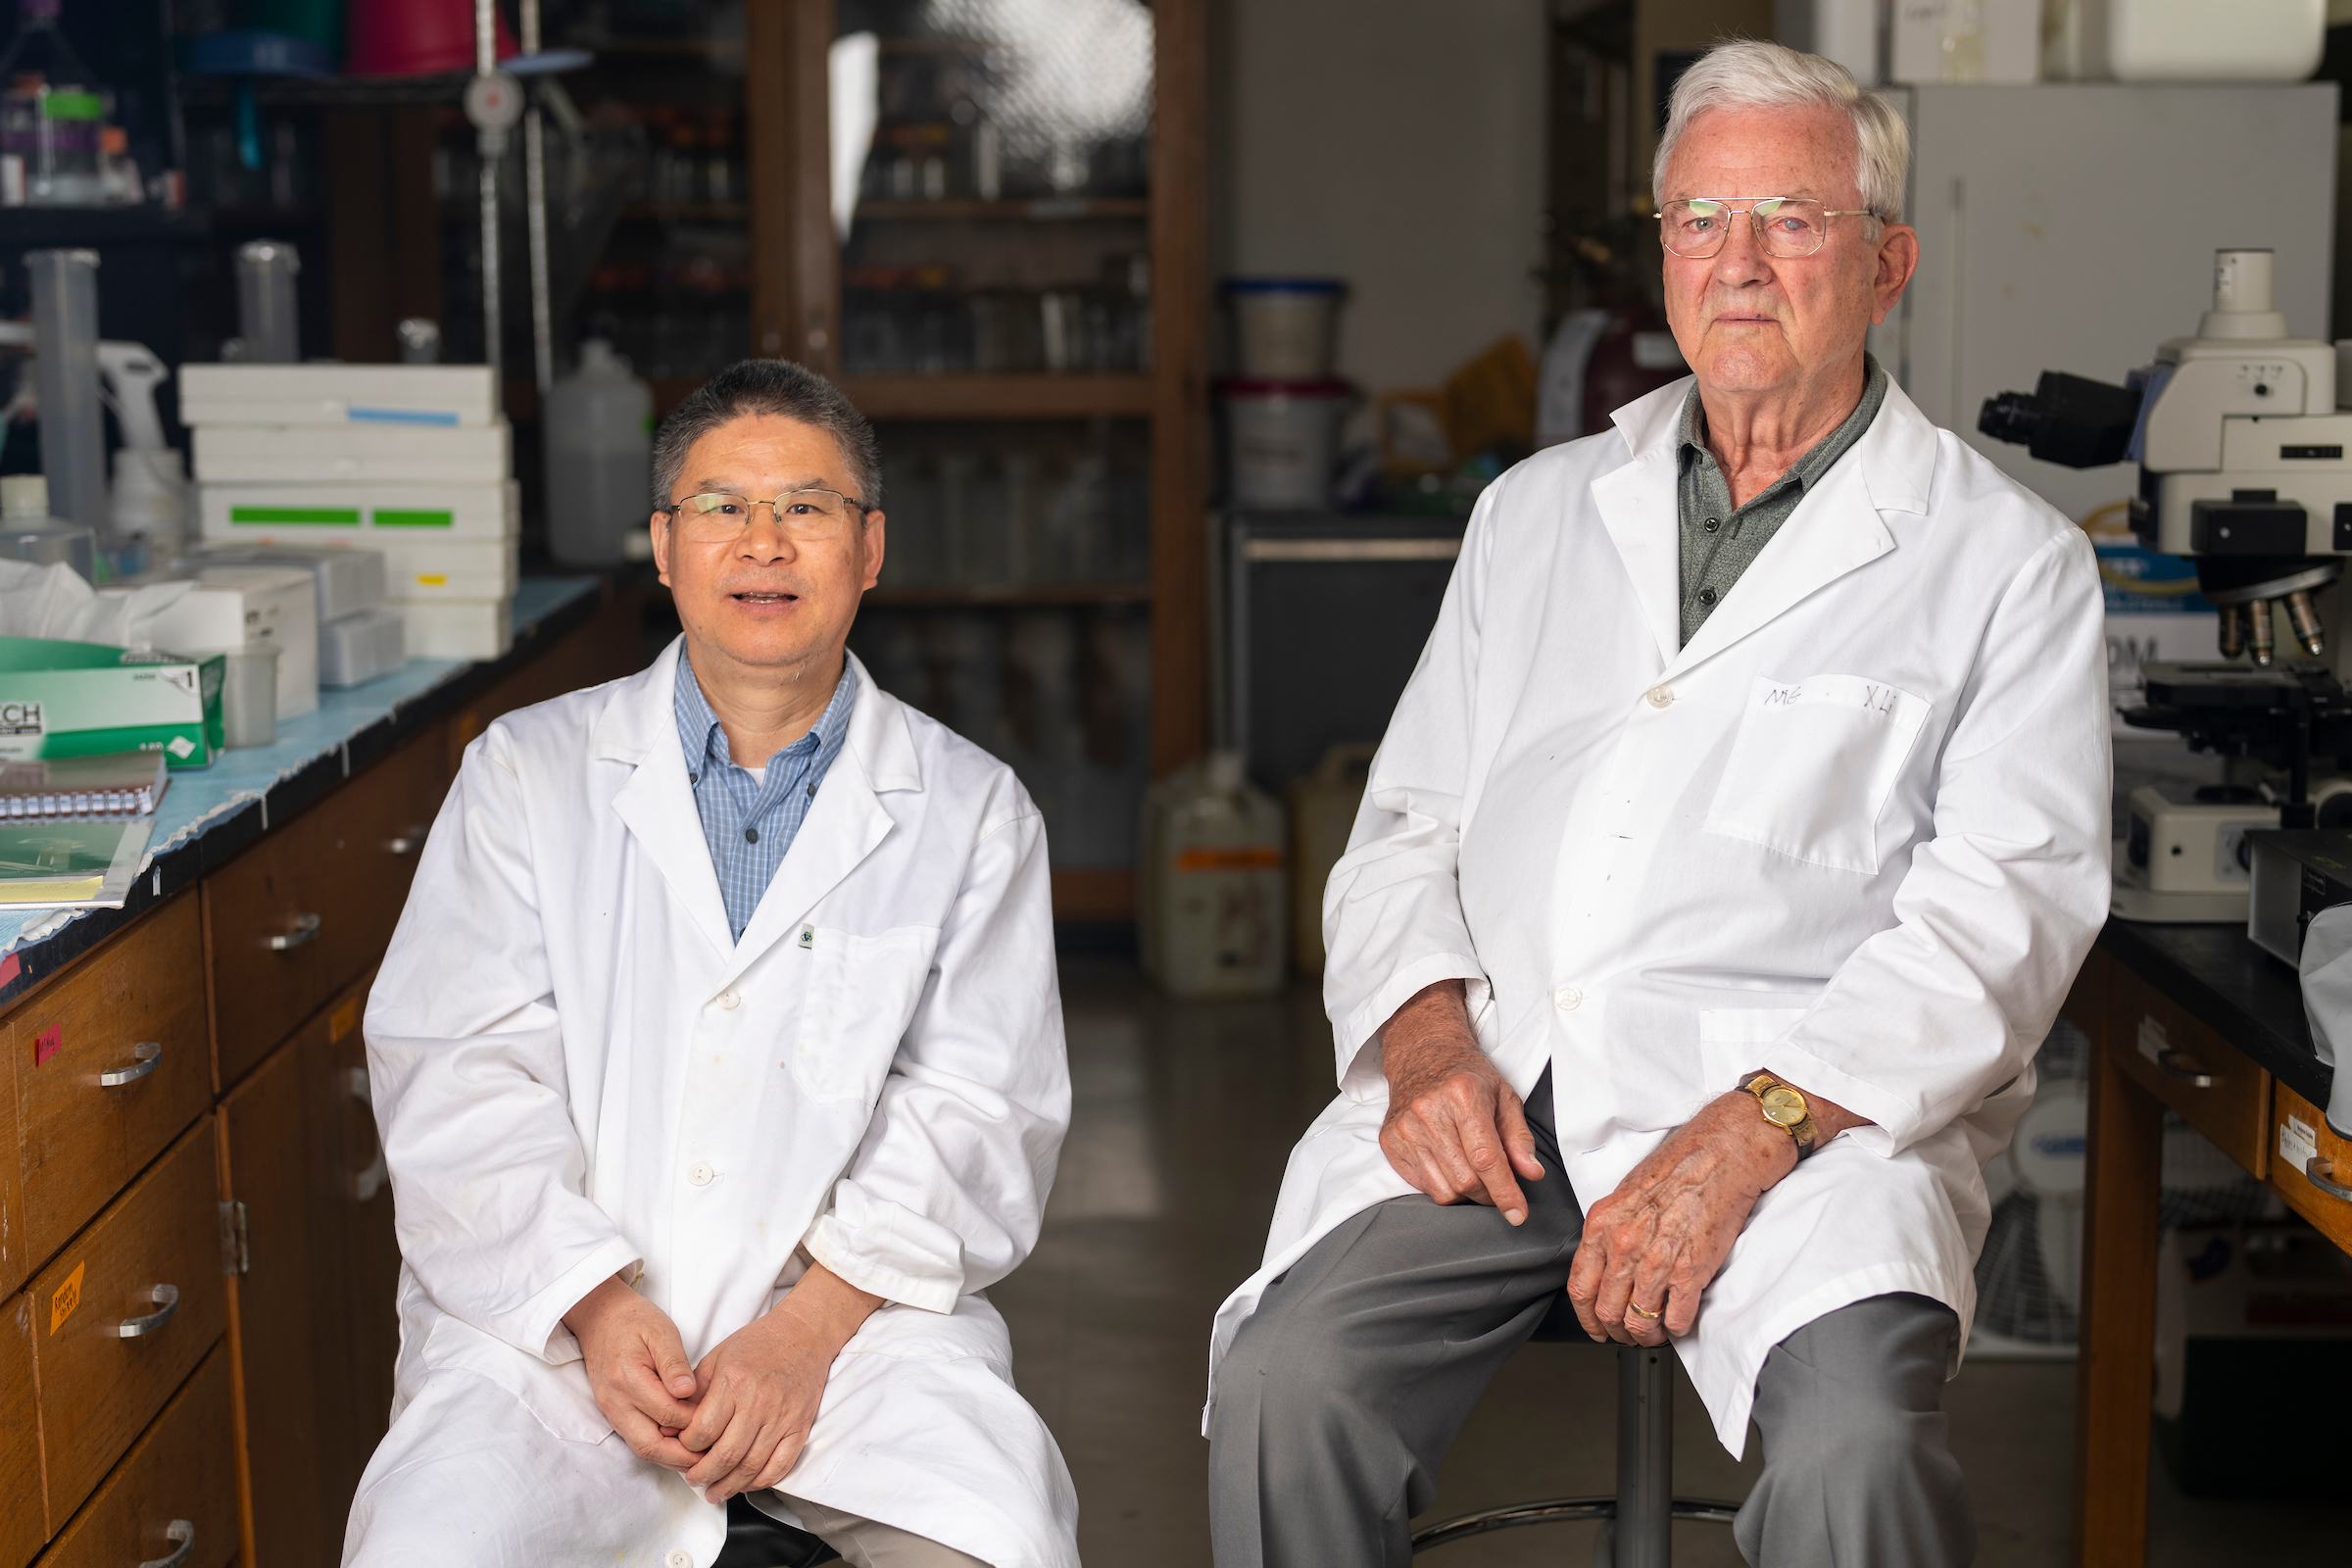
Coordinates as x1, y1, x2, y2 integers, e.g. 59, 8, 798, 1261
1695, 1006, 1813, 1097
1702, 673, 1930, 874
791, 924, 938, 1103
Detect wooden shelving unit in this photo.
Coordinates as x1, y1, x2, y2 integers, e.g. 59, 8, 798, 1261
839, 373, 1155, 421
854, 198, 1152, 222
865, 583, 1152, 610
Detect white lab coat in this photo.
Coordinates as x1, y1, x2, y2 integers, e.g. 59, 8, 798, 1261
1204, 376, 2113, 1455
355, 642, 1077, 1567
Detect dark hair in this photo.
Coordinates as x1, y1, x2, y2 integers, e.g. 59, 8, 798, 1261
649, 359, 883, 513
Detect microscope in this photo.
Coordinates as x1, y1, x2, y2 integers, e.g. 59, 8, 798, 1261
1983, 248, 2352, 921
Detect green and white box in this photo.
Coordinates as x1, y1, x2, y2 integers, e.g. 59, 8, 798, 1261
194, 421, 511, 485
179, 364, 500, 428
0, 638, 225, 769
200, 479, 518, 545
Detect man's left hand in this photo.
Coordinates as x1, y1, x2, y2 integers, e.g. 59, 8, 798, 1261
1565, 1086, 1851, 1348
680, 1264, 883, 1503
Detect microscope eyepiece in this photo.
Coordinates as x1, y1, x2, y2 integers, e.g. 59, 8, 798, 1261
1977, 371, 2143, 469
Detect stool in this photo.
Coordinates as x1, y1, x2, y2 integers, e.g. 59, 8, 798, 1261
711, 1494, 839, 1567
1410, 1304, 1742, 1567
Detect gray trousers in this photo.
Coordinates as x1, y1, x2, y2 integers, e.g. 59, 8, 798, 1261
1207, 1071, 1973, 1568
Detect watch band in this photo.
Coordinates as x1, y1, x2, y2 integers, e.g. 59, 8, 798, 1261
1739, 1070, 1820, 1158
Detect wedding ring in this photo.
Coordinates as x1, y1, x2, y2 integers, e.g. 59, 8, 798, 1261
1628, 1300, 1662, 1320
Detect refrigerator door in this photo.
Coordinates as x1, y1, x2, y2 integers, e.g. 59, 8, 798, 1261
1870, 82, 2338, 527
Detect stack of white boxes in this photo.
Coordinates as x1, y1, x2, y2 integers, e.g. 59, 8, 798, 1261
183, 364, 521, 661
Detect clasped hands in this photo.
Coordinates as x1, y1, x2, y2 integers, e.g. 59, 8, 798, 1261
1378, 980, 1840, 1349
562, 1262, 880, 1504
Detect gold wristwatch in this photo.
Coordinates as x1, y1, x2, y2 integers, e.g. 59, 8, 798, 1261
1739, 1071, 1819, 1159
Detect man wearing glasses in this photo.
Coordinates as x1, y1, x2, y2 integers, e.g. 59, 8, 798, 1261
346, 361, 1077, 1567
1206, 39, 2109, 1567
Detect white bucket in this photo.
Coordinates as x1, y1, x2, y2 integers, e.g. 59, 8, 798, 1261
1222, 379, 1349, 511
1223, 277, 1347, 379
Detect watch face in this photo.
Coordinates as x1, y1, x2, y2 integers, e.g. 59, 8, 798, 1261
1759, 1085, 1808, 1127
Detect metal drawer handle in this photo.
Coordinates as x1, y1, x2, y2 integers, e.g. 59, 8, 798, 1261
116, 1283, 179, 1340
138, 1519, 194, 1568
383, 827, 428, 857
265, 911, 322, 952
98, 1040, 163, 1087
348, 1065, 388, 1202
2152, 1048, 2215, 1090
2309, 1156, 2352, 1202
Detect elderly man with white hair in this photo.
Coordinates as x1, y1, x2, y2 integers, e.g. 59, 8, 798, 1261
1202, 38, 2110, 1568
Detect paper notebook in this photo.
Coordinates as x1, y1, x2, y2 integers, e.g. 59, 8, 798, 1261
0, 816, 154, 909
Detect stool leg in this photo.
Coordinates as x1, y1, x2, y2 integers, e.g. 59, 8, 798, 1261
1612, 1347, 1674, 1568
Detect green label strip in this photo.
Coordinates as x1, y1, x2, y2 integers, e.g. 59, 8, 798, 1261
373, 510, 455, 528
231, 506, 362, 525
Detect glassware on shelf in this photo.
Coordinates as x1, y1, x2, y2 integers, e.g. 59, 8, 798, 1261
0, 0, 107, 206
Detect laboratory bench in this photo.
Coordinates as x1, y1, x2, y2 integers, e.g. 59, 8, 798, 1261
0, 575, 646, 1568
2070, 916, 2347, 1564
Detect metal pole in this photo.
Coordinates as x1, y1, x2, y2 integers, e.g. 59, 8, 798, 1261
520, 0, 554, 395
26, 249, 108, 539
474, 0, 503, 386
1614, 1347, 1675, 1568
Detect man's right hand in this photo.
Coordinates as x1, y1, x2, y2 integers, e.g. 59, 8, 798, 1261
1378, 979, 1544, 1224
564, 1273, 702, 1471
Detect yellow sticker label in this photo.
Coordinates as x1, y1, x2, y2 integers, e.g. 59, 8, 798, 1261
49, 1260, 84, 1334
330, 998, 362, 1044
416, 572, 448, 587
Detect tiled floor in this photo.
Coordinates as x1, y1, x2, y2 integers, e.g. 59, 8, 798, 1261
993, 957, 2349, 1565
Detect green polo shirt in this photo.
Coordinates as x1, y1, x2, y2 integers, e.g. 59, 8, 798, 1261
1676, 355, 1888, 646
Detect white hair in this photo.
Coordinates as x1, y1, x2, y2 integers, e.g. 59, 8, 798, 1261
1652, 38, 1909, 224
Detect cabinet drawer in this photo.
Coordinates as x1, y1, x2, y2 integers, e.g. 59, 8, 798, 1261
207, 726, 447, 1086
2109, 964, 2271, 1177
10, 897, 211, 1274
0, 1295, 41, 1568
27, 1119, 227, 1535
36, 1346, 236, 1568
2269, 1082, 2352, 1252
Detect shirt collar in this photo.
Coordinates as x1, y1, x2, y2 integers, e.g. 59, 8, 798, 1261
674, 653, 858, 776
1676, 352, 1887, 492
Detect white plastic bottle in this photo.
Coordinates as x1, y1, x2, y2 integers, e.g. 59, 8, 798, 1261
542, 339, 654, 566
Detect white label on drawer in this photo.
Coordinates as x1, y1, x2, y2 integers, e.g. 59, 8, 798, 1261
2135, 1016, 2168, 1066
2280, 1113, 2321, 1178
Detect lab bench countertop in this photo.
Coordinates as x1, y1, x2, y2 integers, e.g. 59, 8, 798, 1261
2096, 916, 2334, 1109
0, 575, 608, 1006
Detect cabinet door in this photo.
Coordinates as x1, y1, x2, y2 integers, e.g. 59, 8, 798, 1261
220, 1015, 352, 1568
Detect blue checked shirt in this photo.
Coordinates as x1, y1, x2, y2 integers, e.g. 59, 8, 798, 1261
674, 656, 858, 941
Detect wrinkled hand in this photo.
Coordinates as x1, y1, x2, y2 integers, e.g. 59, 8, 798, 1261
682, 1265, 883, 1504
564, 1274, 701, 1472
1564, 1092, 1795, 1347
1378, 981, 1544, 1224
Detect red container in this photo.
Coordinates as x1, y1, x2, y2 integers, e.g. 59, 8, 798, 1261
346, 0, 517, 76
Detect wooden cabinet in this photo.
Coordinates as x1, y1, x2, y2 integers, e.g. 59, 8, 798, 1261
0, 1296, 41, 1568
25, 1121, 227, 1535
2270, 1081, 2352, 1252
2107, 962, 2273, 1177
205, 725, 448, 1088
8, 897, 211, 1273
220, 974, 394, 1568
35, 1347, 238, 1568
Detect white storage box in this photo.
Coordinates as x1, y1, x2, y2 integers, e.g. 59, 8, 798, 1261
199, 479, 519, 544
195, 543, 387, 622
179, 363, 500, 428
401, 598, 514, 662
376, 536, 520, 602
128, 565, 320, 719
318, 607, 408, 687
194, 421, 511, 485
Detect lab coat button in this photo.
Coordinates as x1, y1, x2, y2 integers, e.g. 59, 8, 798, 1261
1644, 686, 1674, 710
688, 1162, 714, 1187
666, 1552, 693, 1568
714, 990, 740, 1011
1553, 985, 1583, 1011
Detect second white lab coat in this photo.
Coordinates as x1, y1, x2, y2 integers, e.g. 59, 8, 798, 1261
1204, 376, 2113, 1454
358, 643, 1076, 1566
